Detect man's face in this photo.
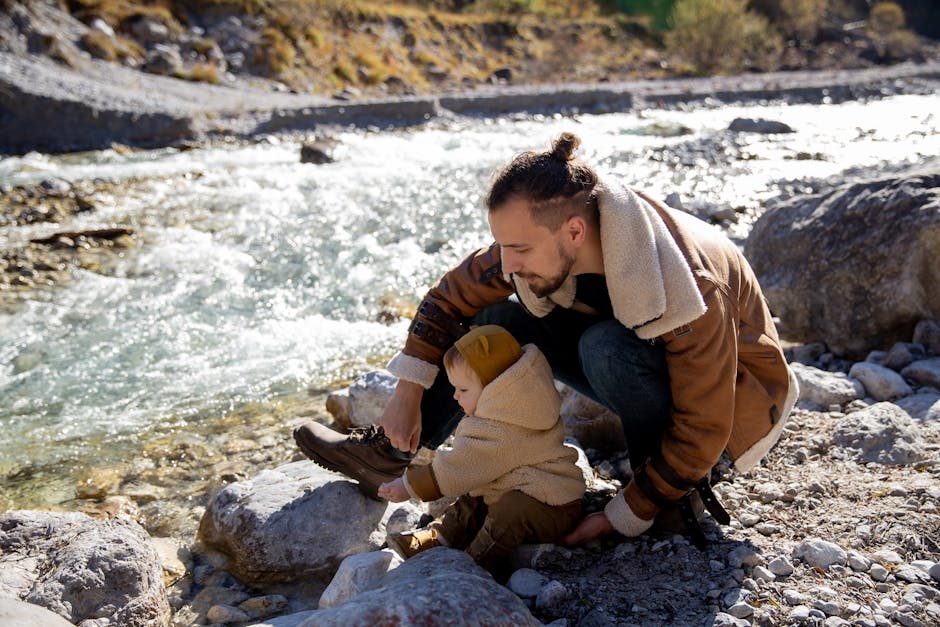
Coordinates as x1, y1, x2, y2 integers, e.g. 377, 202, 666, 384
489, 197, 576, 298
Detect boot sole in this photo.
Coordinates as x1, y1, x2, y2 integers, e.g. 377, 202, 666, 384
293, 429, 396, 500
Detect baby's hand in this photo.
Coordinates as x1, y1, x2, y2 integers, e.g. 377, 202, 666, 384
377, 478, 409, 502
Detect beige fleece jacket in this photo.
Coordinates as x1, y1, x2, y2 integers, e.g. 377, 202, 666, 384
405, 344, 586, 506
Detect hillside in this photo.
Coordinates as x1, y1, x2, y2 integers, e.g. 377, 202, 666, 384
1, 0, 938, 101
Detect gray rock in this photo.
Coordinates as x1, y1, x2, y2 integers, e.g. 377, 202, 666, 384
728, 117, 795, 133
884, 342, 927, 370
832, 402, 928, 464
508, 568, 548, 598
535, 580, 568, 611
895, 564, 932, 584
198, 461, 414, 583
790, 362, 865, 408
792, 538, 847, 569
300, 141, 336, 165
0, 510, 170, 625
296, 548, 540, 626
560, 386, 626, 452
931, 562, 940, 582
319, 550, 400, 609
713, 612, 751, 626
745, 165, 940, 357
849, 362, 914, 401
791, 341, 827, 364
130, 15, 170, 43
901, 358, 940, 389
0, 598, 74, 626
894, 393, 940, 423
143, 43, 183, 76
913, 320, 940, 355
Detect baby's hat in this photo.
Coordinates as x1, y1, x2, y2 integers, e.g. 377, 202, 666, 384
454, 324, 523, 386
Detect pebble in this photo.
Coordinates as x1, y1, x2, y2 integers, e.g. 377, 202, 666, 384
871, 549, 903, 565
789, 606, 811, 620
535, 580, 568, 611
784, 590, 809, 606
767, 555, 794, 576
896, 564, 931, 584
847, 549, 872, 571
727, 602, 754, 618
814, 599, 841, 616
870, 563, 890, 582
846, 575, 869, 589
793, 538, 847, 569
752, 565, 775, 582
930, 563, 940, 582
206, 604, 250, 623
508, 568, 547, 598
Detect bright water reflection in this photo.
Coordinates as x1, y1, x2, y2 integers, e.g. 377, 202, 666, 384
1, 94, 938, 503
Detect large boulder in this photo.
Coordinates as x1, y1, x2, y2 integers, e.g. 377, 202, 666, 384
744, 162, 940, 357
832, 402, 929, 465
297, 548, 540, 626
197, 461, 424, 584
0, 510, 170, 626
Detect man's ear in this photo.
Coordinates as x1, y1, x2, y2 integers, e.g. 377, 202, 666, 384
564, 215, 587, 246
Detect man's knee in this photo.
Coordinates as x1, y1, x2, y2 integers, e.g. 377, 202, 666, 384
578, 321, 667, 381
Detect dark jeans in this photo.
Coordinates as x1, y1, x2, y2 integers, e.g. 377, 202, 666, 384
419, 300, 672, 468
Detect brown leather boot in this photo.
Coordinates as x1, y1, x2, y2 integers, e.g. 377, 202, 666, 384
386, 528, 441, 559
293, 422, 412, 499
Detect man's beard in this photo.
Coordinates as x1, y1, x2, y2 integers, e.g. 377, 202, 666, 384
517, 243, 575, 298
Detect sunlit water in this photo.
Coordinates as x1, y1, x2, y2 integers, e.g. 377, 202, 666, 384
1, 94, 938, 508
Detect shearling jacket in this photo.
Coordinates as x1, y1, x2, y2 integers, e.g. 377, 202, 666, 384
388, 181, 798, 531
404, 344, 586, 506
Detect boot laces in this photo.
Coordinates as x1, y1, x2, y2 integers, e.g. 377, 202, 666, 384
349, 424, 390, 447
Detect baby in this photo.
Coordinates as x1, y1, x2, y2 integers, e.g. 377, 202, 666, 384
378, 324, 585, 575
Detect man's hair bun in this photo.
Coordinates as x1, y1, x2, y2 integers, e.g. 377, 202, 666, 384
550, 132, 581, 162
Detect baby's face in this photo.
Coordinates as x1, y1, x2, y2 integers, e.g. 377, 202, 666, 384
447, 362, 483, 415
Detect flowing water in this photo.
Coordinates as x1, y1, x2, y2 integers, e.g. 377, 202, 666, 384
1, 94, 939, 511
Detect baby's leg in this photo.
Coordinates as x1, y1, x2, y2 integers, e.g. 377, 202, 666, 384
466, 490, 582, 574
430, 494, 488, 549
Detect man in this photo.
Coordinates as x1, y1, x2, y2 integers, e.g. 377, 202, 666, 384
295, 132, 799, 545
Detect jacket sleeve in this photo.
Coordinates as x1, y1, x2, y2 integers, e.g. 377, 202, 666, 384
619, 282, 738, 523
406, 421, 523, 500
389, 244, 514, 388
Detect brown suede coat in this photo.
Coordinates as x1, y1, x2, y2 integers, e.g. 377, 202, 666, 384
393, 187, 795, 521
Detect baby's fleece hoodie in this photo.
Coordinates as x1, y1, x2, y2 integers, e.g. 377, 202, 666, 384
405, 344, 586, 506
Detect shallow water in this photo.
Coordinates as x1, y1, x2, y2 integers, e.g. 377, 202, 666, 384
1, 94, 938, 509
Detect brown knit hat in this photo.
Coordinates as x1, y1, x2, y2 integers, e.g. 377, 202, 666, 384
454, 325, 524, 387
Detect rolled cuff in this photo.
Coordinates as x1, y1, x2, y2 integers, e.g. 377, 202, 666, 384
604, 489, 655, 537
401, 474, 420, 501
405, 464, 443, 502
387, 352, 439, 390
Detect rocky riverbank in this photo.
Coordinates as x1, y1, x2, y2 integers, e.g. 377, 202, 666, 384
1, 145, 939, 625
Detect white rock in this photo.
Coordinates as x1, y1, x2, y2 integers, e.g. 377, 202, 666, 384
347, 370, 398, 427
849, 362, 914, 401
768, 555, 795, 576
871, 549, 904, 565
793, 538, 847, 569
784, 590, 809, 606
789, 606, 812, 620
895, 564, 931, 584
207, 604, 251, 623
847, 549, 872, 571
790, 363, 864, 408
507, 568, 548, 598
727, 545, 761, 568
727, 602, 755, 618
713, 612, 751, 626
753, 565, 776, 582
319, 550, 401, 609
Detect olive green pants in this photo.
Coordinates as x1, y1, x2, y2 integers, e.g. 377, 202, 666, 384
430, 490, 582, 573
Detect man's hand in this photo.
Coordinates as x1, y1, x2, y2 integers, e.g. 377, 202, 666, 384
562, 511, 615, 546
378, 478, 410, 502
380, 380, 424, 454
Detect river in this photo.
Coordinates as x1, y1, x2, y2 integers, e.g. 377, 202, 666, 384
1, 94, 939, 513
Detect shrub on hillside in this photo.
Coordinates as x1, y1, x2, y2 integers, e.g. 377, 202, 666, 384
749, 0, 826, 43
666, 0, 782, 74
868, 1, 920, 61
